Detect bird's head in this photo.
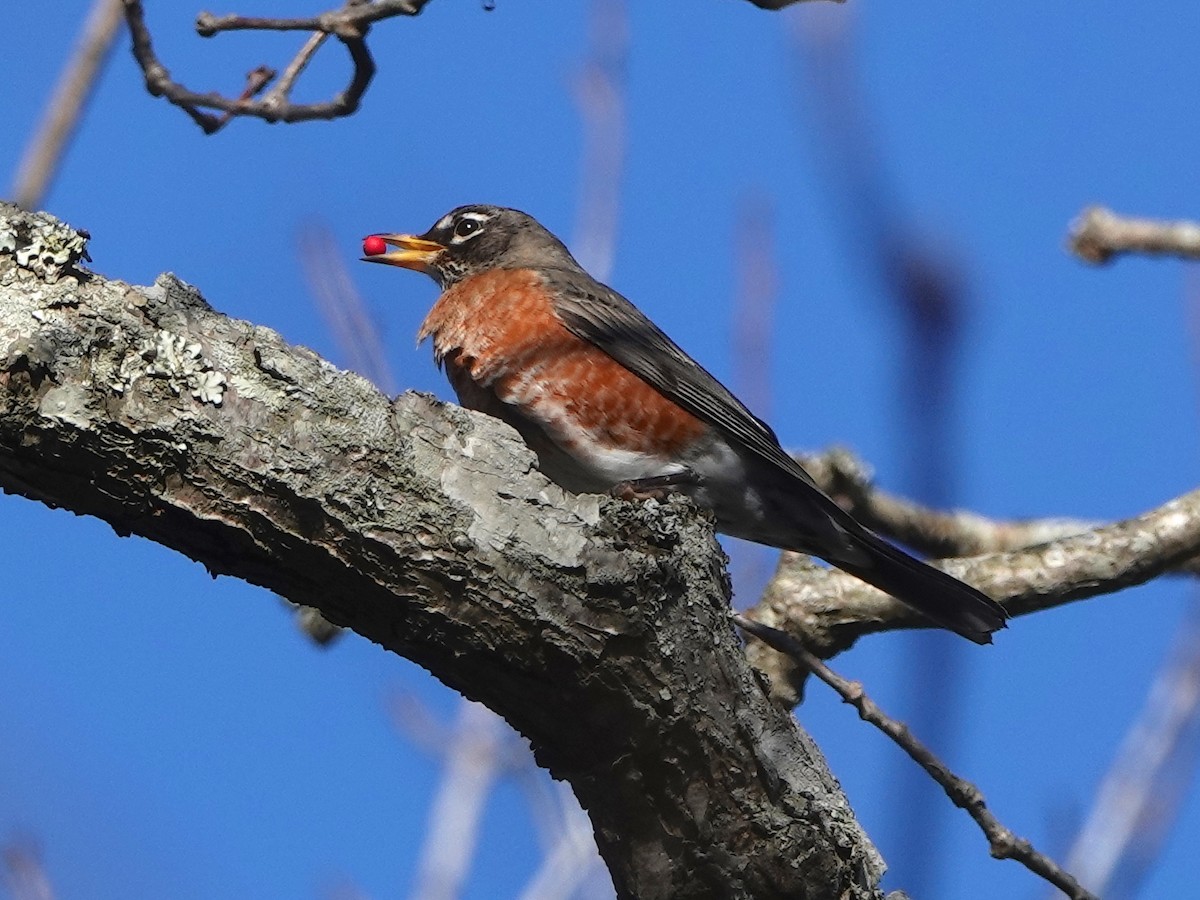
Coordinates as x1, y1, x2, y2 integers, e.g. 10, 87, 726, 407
362, 205, 578, 288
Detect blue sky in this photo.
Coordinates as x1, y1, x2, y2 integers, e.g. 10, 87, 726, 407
3, 2, 1200, 898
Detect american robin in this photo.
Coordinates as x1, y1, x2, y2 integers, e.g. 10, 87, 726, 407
362, 205, 1007, 643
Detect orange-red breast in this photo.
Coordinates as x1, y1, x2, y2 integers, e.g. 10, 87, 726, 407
363, 205, 1007, 643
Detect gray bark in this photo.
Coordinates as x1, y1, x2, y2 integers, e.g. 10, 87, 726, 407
0, 203, 885, 899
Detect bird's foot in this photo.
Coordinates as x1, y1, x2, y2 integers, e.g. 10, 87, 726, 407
611, 469, 701, 502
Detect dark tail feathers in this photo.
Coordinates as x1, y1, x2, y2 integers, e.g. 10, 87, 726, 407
833, 524, 1007, 644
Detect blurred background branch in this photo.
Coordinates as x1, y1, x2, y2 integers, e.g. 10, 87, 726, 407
729, 194, 781, 604
1055, 271, 1200, 899
1061, 598, 1200, 898
788, 9, 973, 893
10, 0, 123, 210
570, 0, 627, 283
2, 839, 55, 900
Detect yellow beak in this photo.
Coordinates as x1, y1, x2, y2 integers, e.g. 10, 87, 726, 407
361, 234, 445, 272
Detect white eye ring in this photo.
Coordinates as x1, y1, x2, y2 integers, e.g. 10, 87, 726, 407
449, 211, 490, 243
454, 218, 481, 239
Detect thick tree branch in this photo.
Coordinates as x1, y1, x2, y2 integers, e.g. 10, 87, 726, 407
0, 203, 884, 899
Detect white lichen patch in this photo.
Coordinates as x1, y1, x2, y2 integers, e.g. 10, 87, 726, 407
0, 221, 16, 255
227, 373, 281, 408
113, 330, 227, 406
38, 383, 94, 428
0, 210, 90, 284
189, 369, 227, 405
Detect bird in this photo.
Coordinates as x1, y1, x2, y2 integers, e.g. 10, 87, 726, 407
361, 205, 1007, 643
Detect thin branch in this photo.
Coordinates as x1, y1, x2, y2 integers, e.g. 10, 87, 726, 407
797, 447, 1200, 582
194, 1, 431, 36
1069, 206, 1200, 265
267, 31, 328, 104
11, 0, 124, 209
733, 614, 1097, 900
122, 0, 432, 132
197, 65, 276, 133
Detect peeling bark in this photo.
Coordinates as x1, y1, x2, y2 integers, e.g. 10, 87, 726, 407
0, 203, 884, 899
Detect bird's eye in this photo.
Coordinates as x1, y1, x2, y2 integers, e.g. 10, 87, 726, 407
454, 218, 481, 239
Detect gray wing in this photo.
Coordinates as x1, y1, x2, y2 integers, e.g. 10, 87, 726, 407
542, 267, 818, 487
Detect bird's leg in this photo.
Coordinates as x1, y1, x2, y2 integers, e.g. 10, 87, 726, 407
611, 469, 702, 502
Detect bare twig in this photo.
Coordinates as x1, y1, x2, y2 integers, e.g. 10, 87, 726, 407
11, 0, 124, 209
1069, 206, 1200, 265
122, 0, 432, 132
798, 447, 1200, 577
193, 1, 430, 36
188, 65, 275, 133
733, 614, 1098, 900
120, 0, 825, 133
267, 31, 328, 104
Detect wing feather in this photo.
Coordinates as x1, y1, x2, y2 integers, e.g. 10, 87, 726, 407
542, 268, 818, 487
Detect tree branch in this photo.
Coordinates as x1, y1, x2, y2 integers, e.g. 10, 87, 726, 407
1069, 206, 1200, 265
122, 0, 430, 132
746, 486, 1200, 704
0, 203, 884, 899
120, 0, 846, 132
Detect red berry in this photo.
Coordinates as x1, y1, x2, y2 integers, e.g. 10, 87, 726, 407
363, 235, 387, 256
